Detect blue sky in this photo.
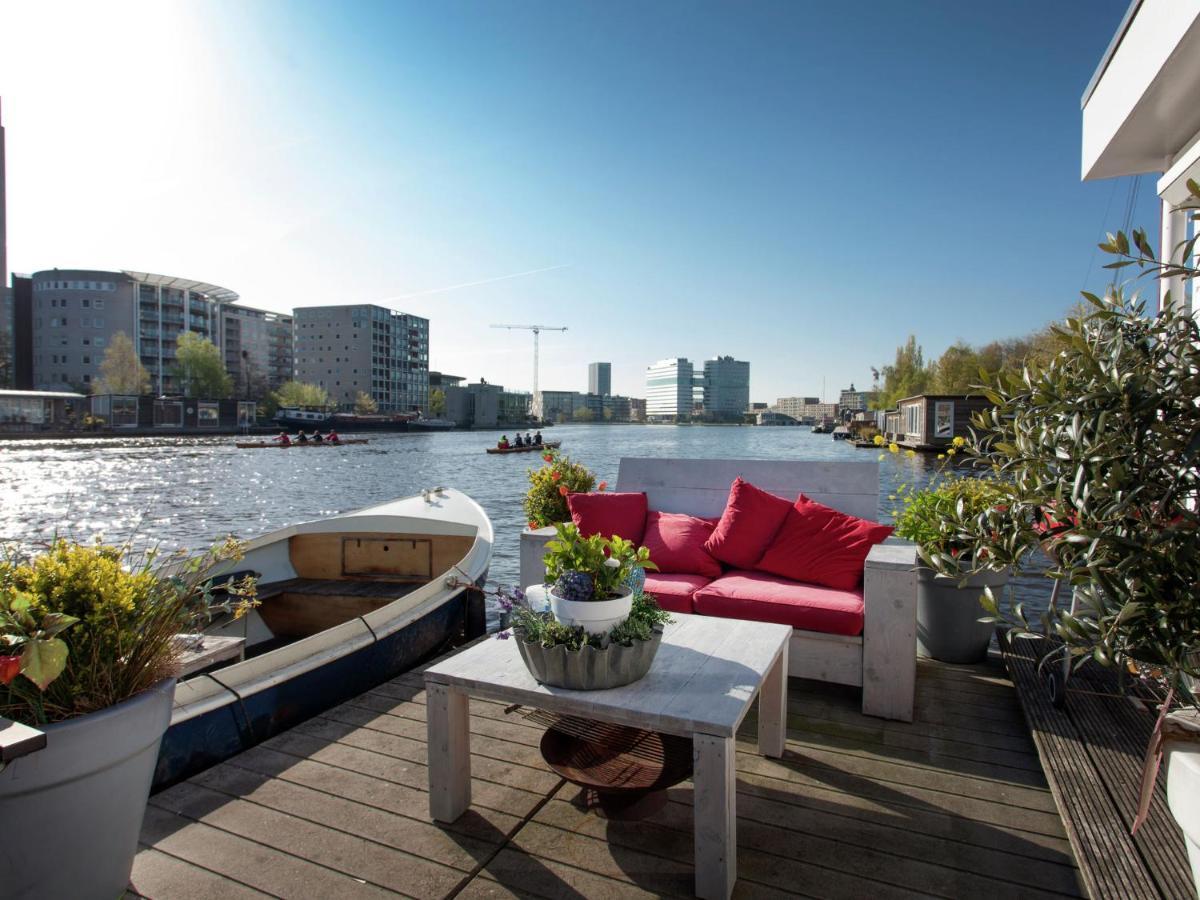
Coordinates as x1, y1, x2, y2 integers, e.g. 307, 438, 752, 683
0, 0, 1155, 401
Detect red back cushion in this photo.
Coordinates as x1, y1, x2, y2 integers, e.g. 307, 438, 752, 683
702, 477, 793, 570
756, 494, 894, 590
641, 511, 723, 578
566, 491, 648, 544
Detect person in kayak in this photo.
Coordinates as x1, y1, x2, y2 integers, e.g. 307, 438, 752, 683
312, 430, 324, 443
296, 430, 309, 443
514, 433, 524, 447
498, 435, 509, 449
326, 429, 340, 444
533, 430, 543, 445
274, 432, 291, 446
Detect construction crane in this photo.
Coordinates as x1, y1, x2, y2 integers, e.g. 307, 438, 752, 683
490, 323, 568, 399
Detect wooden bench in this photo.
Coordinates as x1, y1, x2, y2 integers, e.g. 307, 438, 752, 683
520, 457, 918, 722
1002, 633, 1194, 899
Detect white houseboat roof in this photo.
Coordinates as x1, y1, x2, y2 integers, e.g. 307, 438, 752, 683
1081, 2, 1200, 189
0, 389, 86, 400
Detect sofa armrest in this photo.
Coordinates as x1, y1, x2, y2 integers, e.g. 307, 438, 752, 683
519, 526, 557, 588
861, 538, 919, 722
1, 717, 47, 765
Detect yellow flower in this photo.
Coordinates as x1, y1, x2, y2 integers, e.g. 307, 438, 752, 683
937, 453, 946, 460
905, 449, 916, 458
946, 447, 957, 456
877, 453, 885, 461
888, 443, 899, 454
952, 436, 965, 447
873, 434, 885, 446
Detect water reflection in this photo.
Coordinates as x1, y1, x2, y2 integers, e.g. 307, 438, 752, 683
0, 424, 1053, 620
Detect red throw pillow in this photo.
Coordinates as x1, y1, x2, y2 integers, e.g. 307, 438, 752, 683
641, 511, 723, 578
702, 477, 793, 570
566, 491, 648, 544
756, 494, 894, 590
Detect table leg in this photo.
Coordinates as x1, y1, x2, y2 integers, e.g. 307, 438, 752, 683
426, 681, 471, 822
758, 647, 788, 758
693, 732, 736, 899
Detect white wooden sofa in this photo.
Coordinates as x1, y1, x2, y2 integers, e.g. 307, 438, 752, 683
519, 457, 918, 722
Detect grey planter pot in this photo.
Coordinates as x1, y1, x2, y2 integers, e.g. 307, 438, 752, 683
516, 628, 663, 690
0, 677, 176, 899
917, 567, 1009, 664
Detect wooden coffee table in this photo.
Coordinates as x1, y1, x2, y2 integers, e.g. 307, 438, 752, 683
424, 613, 791, 899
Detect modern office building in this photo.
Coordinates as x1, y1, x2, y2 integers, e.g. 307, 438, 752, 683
588, 362, 611, 396
645, 358, 694, 421
702, 356, 750, 420
293, 304, 429, 413
534, 389, 583, 423
223, 304, 294, 395
28, 269, 246, 394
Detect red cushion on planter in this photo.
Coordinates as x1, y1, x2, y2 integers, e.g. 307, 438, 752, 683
566, 491, 648, 543
642, 511, 723, 578
702, 477, 793, 569
756, 494, 893, 591
694, 570, 864, 636
642, 572, 713, 614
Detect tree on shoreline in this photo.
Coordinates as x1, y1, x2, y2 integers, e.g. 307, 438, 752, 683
173, 332, 232, 399
94, 332, 150, 395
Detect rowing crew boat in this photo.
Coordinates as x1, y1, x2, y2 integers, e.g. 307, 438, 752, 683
235, 439, 370, 448
485, 440, 561, 455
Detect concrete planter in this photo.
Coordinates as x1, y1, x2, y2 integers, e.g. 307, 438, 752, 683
0, 678, 176, 899
1166, 740, 1200, 892
916, 566, 1009, 664
516, 626, 663, 690
549, 585, 633, 635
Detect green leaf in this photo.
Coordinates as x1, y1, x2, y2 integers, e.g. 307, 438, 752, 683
20, 637, 69, 691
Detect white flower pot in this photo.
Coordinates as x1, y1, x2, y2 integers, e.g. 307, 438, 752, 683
549, 585, 633, 635
1166, 738, 1200, 891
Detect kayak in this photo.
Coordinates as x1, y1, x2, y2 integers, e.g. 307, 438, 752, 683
235, 439, 370, 448
486, 440, 561, 455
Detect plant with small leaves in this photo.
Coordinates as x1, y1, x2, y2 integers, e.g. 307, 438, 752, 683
523, 449, 596, 528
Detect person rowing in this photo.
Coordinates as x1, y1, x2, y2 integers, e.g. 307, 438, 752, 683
534, 430, 543, 445
514, 433, 525, 447
326, 429, 340, 444
312, 430, 324, 443
274, 432, 291, 446
296, 430, 309, 443
498, 435, 510, 449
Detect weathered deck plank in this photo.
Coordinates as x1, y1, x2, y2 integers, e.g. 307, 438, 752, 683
1002, 634, 1193, 900
133, 654, 1083, 899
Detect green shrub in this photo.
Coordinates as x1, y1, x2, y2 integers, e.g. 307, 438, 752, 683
892, 476, 1010, 570
512, 590, 671, 649
0, 538, 256, 725
523, 449, 596, 528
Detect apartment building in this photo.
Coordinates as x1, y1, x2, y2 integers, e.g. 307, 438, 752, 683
645, 358, 694, 421
702, 356, 750, 421
293, 304, 429, 413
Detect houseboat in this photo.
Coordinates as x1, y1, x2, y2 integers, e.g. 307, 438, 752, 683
889, 393, 995, 450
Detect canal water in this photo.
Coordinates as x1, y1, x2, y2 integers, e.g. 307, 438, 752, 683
0, 424, 1053, 624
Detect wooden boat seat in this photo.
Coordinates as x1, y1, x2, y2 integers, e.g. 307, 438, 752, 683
254, 577, 425, 638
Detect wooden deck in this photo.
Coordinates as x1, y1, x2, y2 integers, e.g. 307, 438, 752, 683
1003, 635, 1193, 899
131, 651, 1084, 899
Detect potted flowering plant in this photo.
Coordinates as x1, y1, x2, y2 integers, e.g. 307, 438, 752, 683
891, 473, 1011, 663
0, 537, 256, 900
542, 523, 656, 634
522, 449, 597, 529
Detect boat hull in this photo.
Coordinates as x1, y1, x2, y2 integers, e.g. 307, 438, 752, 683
486, 441, 561, 455
235, 439, 370, 448
153, 588, 476, 790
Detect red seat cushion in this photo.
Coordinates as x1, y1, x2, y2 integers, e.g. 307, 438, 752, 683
566, 491, 648, 544
694, 570, 864, 636
641, 511, 723, 579
642, 573, 713, 614
703, 477, 793, 570
756, 494, 893, 591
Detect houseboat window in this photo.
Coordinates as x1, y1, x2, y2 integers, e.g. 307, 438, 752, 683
904, 404, 921, 437
197, 403, 220, 427
934, 401, 954, 439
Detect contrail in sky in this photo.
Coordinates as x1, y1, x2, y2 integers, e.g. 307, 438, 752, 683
376, 263, 572, 303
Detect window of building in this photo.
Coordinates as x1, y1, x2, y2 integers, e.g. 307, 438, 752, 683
82, 338, 90, 346
94, 318, 104, 328
934, 401, 954, 439
95, 298, 104, 309
82, 298, 90, 308
197, 402, 220, 428
83, 374, 91, 383
94, 337, 105, 347
904, 404, 922, 438
83, 355, 91, 365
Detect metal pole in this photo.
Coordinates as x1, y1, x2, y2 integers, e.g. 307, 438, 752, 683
532, 327, 539, 399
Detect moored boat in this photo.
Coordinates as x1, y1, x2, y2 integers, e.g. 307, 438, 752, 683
486, 440, 561, 455
154, 488, 492, 789
235, 439, 371, 448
